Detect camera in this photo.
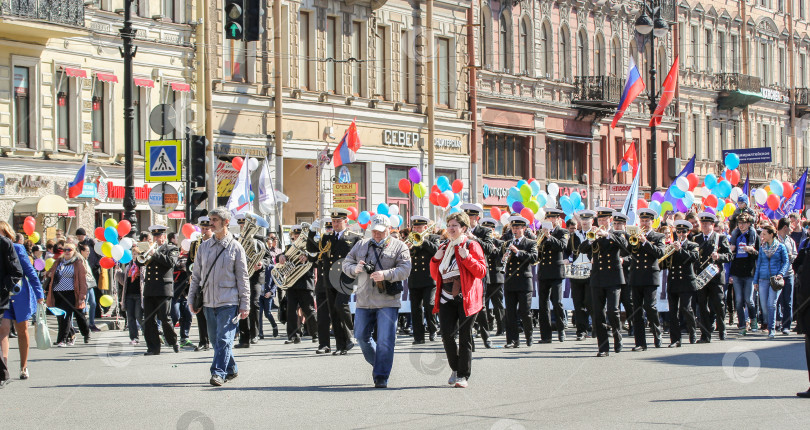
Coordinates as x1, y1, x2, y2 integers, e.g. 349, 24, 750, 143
363, 262, 376, 274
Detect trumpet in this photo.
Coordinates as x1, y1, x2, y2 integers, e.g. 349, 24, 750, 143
537, 221, 553, 243
585, 226, 607, 241
658, 244, 677, 263
405, 222, 435, 247
136, 242, 158, 264
628, 226, 650, 247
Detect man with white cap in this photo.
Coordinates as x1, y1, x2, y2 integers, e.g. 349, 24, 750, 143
627, 208, 666, 350
343, 214, 412, 388
612, 211, 634, 338
535, 208, 569, 344
694, 211, 732, 343
278, 225, 318, 346
137, 225, 180, 355
406, 215, 440, 344
568, 209, 596, 340
502, 215, 538, 348
480, 217, 505, 336
663, 220, 700, 347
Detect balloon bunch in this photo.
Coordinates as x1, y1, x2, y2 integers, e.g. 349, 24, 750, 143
398, 167, 429, 200
231, 156, 260, 172
489, 206, 510, 226
754, 179, 795, 210
93, 219, 134, 269
429, 175, 465, 214
558, 190, 585, 222
22, 216, 40, 244
180, 223, 203, 252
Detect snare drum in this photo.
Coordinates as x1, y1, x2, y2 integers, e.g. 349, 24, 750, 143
564, 264, 591, 280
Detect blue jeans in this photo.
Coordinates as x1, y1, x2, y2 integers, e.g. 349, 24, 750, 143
203, 305, 239, 379
258, 296, 277, 336
124, 295, 143, 341
86, 287, 96, 326
354, 307, 398, 382
171, 296, 192, 340
758, 279, 782, 332
777, 274, 795, 330
732, 276, 755, 327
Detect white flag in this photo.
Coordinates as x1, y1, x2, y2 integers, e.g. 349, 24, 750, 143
258, 159, 276, 215
621, 168, 640, 226
226, 156, 252, 217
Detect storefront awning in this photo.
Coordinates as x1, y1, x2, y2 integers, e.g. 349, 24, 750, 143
134, 78, 155, 88
480, 125, 535, 136
170, 82, 191, 92
545, 132, 594, 144
96, 73, 118, 83
64, 67, 87, 78
14, 195, 69, 214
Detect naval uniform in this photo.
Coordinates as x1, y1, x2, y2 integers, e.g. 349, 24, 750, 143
503, 237, 538, 346
579, 231, 628, 354
664, 240, 700, 345
283, 243, 318, 342
315, 237, 332, 350
694, 232, 732, 341
469, 224, 497, 344
407, 233, 440, 342
137, 243, 180, 354
187, 238, 209, 348
238, 239, 270, 346
484, 236, 506, 335
536, 227, 569, 342
567, 231, 592, 337
627, 230, 666, 348
617, 233, 634, 335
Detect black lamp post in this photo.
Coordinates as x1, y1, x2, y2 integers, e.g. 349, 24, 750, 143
635, 1, 670, 194
120, 0, 138, 234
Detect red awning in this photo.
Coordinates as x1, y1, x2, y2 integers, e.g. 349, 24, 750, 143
170, 82, 191, 92
64, 67, 87, 78
168, 211, 185, 219
134, 78, 154, 88
96, 73, 118, 83
58, 209, 76, 218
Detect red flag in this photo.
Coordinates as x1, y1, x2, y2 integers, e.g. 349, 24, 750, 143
618, 141, 639, 177
649, 56, 679, 127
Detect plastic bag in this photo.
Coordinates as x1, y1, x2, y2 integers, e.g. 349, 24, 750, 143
35, 302, 52, 350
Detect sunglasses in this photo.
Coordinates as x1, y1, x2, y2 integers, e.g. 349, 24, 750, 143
63, 249, 75, 253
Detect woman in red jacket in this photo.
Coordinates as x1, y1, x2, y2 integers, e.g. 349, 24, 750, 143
430, 211, 487, 388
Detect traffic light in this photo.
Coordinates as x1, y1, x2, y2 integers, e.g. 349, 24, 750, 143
187, 191, 208, 224
243, 0, 262, 42
189, 134, 206, 188
225, 0, 244, 40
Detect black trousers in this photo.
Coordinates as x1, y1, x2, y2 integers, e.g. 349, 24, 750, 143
54, 290, 90, 343
475, 279, 490, 342
316, 290, 331, 348
697, 283, 727, 339
239, 283, 262, 344
410, 286, 437, 341
286, 289, 317, 340
800, 305, 810, 384
327, 286, 354, 350
504, 290, 533, 344
143, 296, 177, 352
668, 290, 696, 343
570, 278, 592, 336
196, 310, 209, 346
591, 286, 621, 353
486, 282, 505, 333
631, 285, 661, 347
537, 278, 565, 340
0, 348, 7, 382
439, 299, 477, 379
620, 284, 634, 329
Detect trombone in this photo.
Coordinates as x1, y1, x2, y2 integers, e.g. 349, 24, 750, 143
405, 222, 435, 247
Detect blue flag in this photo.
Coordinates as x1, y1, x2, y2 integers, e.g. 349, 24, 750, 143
663, 154, 696, 206
763, 169, 808, 219
621, 169, 640, 226
742, 174, 750, 197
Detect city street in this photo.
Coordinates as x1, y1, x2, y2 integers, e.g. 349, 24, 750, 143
3, 321, 810, 429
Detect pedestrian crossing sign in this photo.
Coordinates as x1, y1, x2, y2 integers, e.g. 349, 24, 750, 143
145, 140, 182, 182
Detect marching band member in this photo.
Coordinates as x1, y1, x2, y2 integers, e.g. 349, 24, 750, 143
611, 212, 634, 338
695, 212, 733, 343
568, 210, 596, 340
578, 208, 628, 357
279, 225, 317, 345
627, 208, 666, 350
406, 215, 440, 345
502, 215, 538, 348
314, 219, 333, 353
137, 225, 180, 356
480, 217, 505, 338
235, 215, 270, 348
535, 208, 569, 344
664, 220, 700, 348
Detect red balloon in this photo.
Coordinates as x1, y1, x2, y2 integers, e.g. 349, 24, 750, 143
520, 208, 535, 224
24, 216, 35, 226
23, 220, 35, 236
100, 257, 116, 269
704, 195, 718, 208
359, 222, 369, 229
347, 206, 358, 221
398, 178, 411, 194
637, 198, 649, 209
451, 179, 464, 194
437, 193, 450, 208
686, 173, 699, 191
95, 227, 106, 241
491, 207, 502, 220
429, 192, 439, 205
729, 169, 741, 186
528, 178, 536, 184
182, 223, 196, 238
783, 182, 794, 199
117, 220, 132, 237
767, 194, 780, 210
431, 185, 441, 194
232, 157, 244, 171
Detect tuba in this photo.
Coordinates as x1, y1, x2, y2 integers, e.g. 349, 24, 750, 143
239, 215, 266, 277
270, 223, 314, 290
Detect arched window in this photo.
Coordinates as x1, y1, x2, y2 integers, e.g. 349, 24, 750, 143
499, 13, 513, 72
594, 33, 605, 76
519, 18, 530, 73
481, 7, 491, 67
611, 37, 621, 76
560, 26, 570, 79
576, 29, 588, 76
540, 21, 552, 77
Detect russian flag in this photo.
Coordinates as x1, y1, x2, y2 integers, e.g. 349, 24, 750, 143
611, 57, 646, 129
333, 119, 361, 167
618, 141, 639, 176
68, 154, 88, 198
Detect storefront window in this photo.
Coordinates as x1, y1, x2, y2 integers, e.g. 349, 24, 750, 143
546, 139, 583, 182
435, 169, 457, 183
386, 166, 410, 220
341, 163, 367, 211
483, 133, 526, 178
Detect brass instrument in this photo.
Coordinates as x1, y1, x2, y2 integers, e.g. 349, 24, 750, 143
136, 242, 158, 264
657, 232, 678, 264
239, 215, 266, 277
271, 223, 314, 290
537, 221, 553, 244
628, 226, 650, 247
501, 241, 512, 265
585, 226, 607, 241
405, 222, 436, 247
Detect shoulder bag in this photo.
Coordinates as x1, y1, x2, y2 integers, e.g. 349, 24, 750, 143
767, 243, 785, 291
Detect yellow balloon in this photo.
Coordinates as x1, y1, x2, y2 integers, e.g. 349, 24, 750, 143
44, 258, 55, 271
653, 218, 661, 229
99, 295, 114, 307
724, 203, 736, 217
104, 218, 118, 229
28, 232, 40, 243
101, 241, 113, 258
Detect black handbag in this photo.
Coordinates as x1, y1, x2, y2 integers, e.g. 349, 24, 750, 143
371, 243, 404, 296
770, 275, 785, 291
193, 245, 228, 310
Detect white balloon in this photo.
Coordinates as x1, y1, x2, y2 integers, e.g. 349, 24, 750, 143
499, 213, 510, 225
388, 205, 400, 216
545, 196, 557, 209
729, 187, 742, 202
754, 188, 768, 205
676, 176, 690, 192
190, 232, 202, 241
536, 209, 546, 221
181, 239, 192, 252
389, 215, 402, 228
111, 244, 124, 261
119, 237, 133, 250
547, 183, 560, 198
94, 241, 104, 256
248, 158, 260, 171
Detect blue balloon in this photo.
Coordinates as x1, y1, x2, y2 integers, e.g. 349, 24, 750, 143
450, 193, 460, 207
516, 180, 528, 190
569, 192, 582, 209
717, 180, 732, 198
670, 186, 685, 199
565, 214, 572, 222
104, 226, 119, 244
449, 207, 460, 214
119, 249, 132, 264
508, 187, 522, 202
682, 194, 694, 207
770, 179, 784, 197
577, 202, 585, 211
720, 170, 726, 179
560, 195, 573, 214
249, 191, 254, 202
437, 176, 451, 192
358, 211, 370, 224
530, 181, 542, 197
506, 195, 516, 207
716, 200, 726, 212
536, 194, 547, 208
377, 203, 389, 216
705, 173, 718, 190
649, 201, 662, 215
725, 153, 740, 170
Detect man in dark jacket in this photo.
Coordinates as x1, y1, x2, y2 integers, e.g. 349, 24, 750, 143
406, 216, 440, 345
481, 217, 505, 337
136, 225, 180, 355
279, 225, 317, 345
627, 208, 666, 350
1, 234, 23, 387
535, 209, 569, 344
502, 215, 538, 348
793, 235, 810, 397
664, 220, 700, 348
694, 212, 733, 343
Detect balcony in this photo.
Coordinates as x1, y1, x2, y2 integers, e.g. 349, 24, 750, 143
0, 0, 86, 40
572, 76, 623, 107
714, 73, 763, 110
796, 88, 810, 117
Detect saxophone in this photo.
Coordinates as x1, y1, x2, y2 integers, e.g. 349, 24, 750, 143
270, 223, 314, 290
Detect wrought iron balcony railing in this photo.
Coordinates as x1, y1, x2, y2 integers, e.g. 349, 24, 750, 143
714, 73, 762, 93
796, 88, 810, 106
0, 0, 85, 27
572, 76, 624, 105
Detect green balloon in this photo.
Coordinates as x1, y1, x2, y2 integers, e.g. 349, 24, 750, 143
661, 201, 673, 213
520, 184, 532, 201
413, 183, 427, 199
526, 200, 540, 213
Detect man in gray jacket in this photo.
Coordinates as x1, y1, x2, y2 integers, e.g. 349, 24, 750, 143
188, 207, 250, 387
343, 214, 411, 388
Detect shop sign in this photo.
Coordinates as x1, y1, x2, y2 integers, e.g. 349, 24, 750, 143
215, 143, 267, 158
482, 184, 509, 200
105, 182, 151, 201
168, 211, 185, 219
435, 138, 462, 149
77, 182, 97, 199
333, 183, 358, 209
216, 161, 239, 198
0, 174, 4, 195
148, 184, 179, 215
383, 129, 419, 147
9, 175, 51, 189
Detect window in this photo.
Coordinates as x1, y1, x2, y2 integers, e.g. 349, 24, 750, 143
802, 0, 806, 19
760, 43, 769, 84
692, 114, 699, 158
56, 70, 71, 150
779, 47, 786, 85
519, 18, 529, 73
782, 127, 788, 165
560, 26, 570, 80
162, 0, 174, 22
342, 163, 367, 212
546, 139, 582, 182
481, 8, 491, 68
499, 14, 512, 72
91, 80, 106, 153
299, 12, 311, 90
400, 30, 411, 102
733, 122, 740, 149
691, 26, 699, 69
376, 26, 386, 99
718, 32, 726, 71
731, 35, 739, 73
436, 37, 450, 106
576, 30, 588, 76
720, 122, 727, 151
704, 29, 712, 72
224, 38, 247, 82
801, 53, 807, 87
327, 17, 337, 93
483, 133, 526, 178
13, 66, 31, 148
611, 37, 621, 76
706, 116, 713, 160
386, 166, 411, 220
352, 22, 362, 96
540, 22, 552, 76
595, 34, 605, 75
761, 123, 769, 148
132, 86, 142, 155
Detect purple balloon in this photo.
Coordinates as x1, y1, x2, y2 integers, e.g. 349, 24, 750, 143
34, 258, 45, 271
651, 191, 666, 203
511, 201, 524, 213
705, 207, 716, 215
676, 199, 688, 213
408, 167, 422, 184
533, 219, 541, 230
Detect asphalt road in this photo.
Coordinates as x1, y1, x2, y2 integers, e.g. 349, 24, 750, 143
3, 321, 810, 429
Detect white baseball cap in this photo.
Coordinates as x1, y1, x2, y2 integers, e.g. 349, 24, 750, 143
370, 214, 391, 232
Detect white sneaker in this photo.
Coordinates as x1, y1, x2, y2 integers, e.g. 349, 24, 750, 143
454, 377, 468, 388
129, 339, 139, 345
447, 371, 457, 385
56, 342, 66, 348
